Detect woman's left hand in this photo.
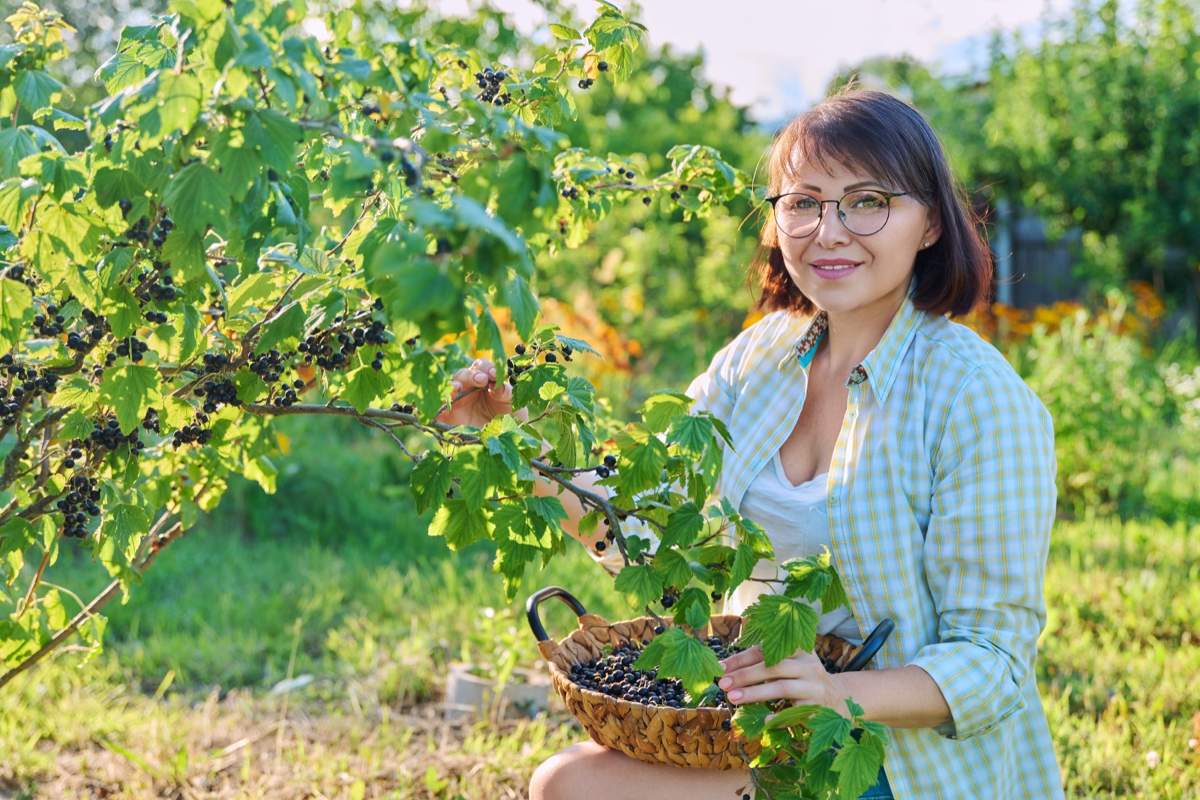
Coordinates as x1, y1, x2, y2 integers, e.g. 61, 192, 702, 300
717, 644, 850, 718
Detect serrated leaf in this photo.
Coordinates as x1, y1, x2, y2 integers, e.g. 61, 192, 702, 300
0, 277, 32, 349
343, 365, 392, 413
613, 563, 663, 609
102, 503, 150, 566
672, 586, 711, 629
411, 453, 452, 515
549, 23, 581, 40
804, 707, 853, 762
633, 626, 720, 697
98, 365, 162, 434
652, 546, 693, 588
831, 735, 885, 800
666, 414, 712, 452
764, 702, 821, 731
501, 272, 538, 340
640, 391, 691, 434
163, 162, 229, 236
730, 541, 758, 589
616, 431, 668, 496
738, 594, 818, 667
732, 702, 772, 740
428, 498, 487, 551
660, 501, 703, 549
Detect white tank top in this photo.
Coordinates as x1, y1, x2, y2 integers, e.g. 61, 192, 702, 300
727, 449, 862, 645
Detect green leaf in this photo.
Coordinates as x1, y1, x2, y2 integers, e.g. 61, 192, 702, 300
526, 495, 567, 529
411, 453, 452, 515
226, 272, 276, 318
102, 504, 151, 566
831, 735, 885, 800
805, 707, 853, 762
0, 128, 38, 179
738, 594, 819, 667
0, 277, 32, 349
652, 546, 693, 589
0, 519, 37, 585
632, 626, 720, 697
613, 564, 664, 609
615, 429, 668, 496
549, 23, 581, 40
428, 498, 488, 551
15, 69, 64, 112
730, 541, 758, 589
641, 391, 691, 434
672, 586, 711, 629
143, 72, 202, 142
0, 177, 38, 232
343, 364, 392, 413
99, 365, 162, 434
667, 414, 713, 453
245, 108, 302, 174
732, 702, 772, 740
660, 501, 703, 549
763, 702, 821, 731
163, 162, 229, 235
501, 273, 538, 340
243, 454, 278, 494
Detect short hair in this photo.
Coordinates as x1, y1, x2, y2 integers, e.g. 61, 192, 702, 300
747, 84, 993, 318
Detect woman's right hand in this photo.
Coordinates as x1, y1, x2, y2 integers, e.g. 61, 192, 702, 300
435, 357, 529, 428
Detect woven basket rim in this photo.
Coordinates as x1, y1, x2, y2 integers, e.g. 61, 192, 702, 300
547, 660, 735, 716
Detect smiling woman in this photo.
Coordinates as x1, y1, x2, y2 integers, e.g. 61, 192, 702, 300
536, 83, 1063, 800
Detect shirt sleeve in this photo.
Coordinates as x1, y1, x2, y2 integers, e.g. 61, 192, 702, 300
906, 365, 1058, 740
587, 329, 744, 577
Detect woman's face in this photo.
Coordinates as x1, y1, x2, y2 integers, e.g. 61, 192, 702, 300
774, 155, 940, 317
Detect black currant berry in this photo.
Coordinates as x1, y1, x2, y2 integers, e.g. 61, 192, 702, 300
598, 61, 609, 72
603, 454, 617, 468
642, 196, 652, 206
514, 344, 526, 355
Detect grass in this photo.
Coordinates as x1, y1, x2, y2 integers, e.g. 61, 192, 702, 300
0, 509, 1196, 798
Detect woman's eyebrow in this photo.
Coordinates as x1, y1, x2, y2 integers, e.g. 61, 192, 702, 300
797, 180, 884, 192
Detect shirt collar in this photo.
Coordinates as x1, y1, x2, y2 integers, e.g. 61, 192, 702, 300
776, 284, 925, 405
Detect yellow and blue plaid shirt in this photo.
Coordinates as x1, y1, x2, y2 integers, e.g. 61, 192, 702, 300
592, 286, 1064, 799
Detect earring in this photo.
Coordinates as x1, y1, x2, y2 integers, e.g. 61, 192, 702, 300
921, 241, 929, 248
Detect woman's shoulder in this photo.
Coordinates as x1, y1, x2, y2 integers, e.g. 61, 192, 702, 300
914, 313, 1030, 389
709, 308, 801, 380
914, 313, 1054, 430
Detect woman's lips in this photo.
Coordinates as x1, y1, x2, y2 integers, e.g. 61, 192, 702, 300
812, 262, 860, 280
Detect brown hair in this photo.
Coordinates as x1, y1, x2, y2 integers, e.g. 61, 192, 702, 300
747, 84, 992, 318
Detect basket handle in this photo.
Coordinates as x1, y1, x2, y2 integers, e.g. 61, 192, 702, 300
835, 617, 895, 673
525, 585, 589, 643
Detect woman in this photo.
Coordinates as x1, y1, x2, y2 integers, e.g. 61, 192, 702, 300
440, 87, 1064, 800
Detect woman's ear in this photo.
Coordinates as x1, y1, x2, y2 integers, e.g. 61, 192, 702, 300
922, 209, 942, 248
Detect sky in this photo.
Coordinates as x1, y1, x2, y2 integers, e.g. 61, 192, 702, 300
427, 0, 1080, 125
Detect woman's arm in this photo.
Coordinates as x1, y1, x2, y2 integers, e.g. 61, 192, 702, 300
828, 666, 950, 728
904, 366, 1058, 739
717, 648, 951, 728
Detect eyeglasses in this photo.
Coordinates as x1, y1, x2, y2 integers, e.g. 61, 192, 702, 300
765, 189, 911, 238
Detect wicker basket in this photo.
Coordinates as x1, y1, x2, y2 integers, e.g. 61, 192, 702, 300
526, 585, 894, 771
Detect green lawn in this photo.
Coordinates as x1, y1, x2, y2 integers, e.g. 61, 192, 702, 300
0, 513, 1196, 798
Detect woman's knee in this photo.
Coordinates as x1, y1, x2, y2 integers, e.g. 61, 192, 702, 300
529, 741, 613, 800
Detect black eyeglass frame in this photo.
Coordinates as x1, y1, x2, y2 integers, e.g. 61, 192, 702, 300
764, 190, 912, 238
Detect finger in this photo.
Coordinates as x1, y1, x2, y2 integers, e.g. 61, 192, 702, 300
726, 678, 818, 705
719, 653, 823, 694
719, 643, 763, 672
